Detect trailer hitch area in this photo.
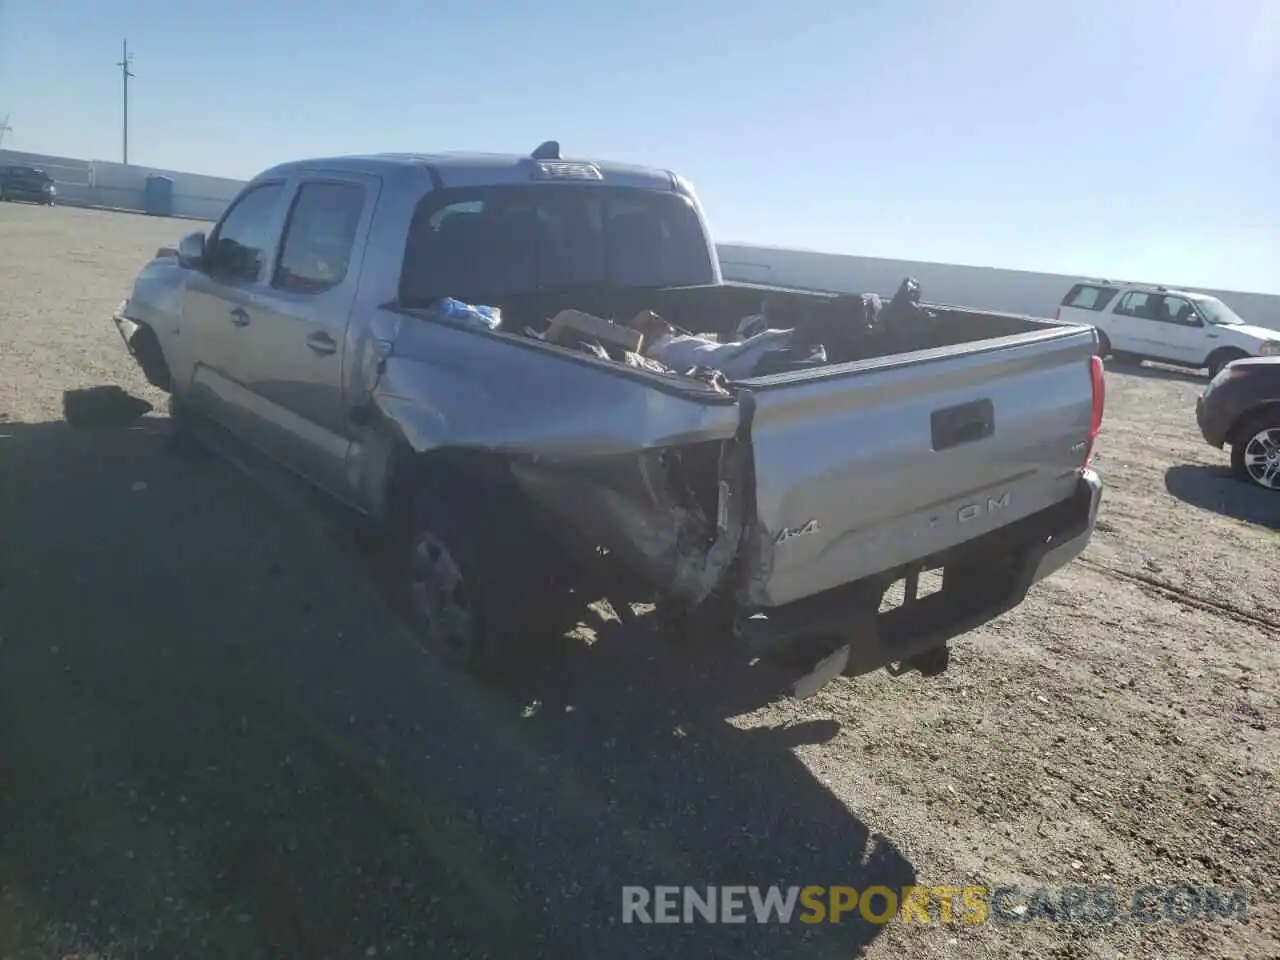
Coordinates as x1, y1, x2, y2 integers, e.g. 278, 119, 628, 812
876, 562, 955, 679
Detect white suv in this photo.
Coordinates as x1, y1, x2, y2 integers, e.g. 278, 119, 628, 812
1057, 281, 1280, 377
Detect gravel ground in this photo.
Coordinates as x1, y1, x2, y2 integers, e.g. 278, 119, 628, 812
1, 201, 1277, 960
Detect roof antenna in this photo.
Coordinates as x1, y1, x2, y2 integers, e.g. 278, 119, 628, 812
531, 140, 560, 160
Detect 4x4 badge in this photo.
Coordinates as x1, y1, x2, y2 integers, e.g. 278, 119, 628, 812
775, 519, 821, 544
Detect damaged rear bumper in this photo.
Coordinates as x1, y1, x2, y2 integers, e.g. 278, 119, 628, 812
738, 469, 1102, 695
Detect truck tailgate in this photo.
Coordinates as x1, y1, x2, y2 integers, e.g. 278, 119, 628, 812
739, 326, 1098, 608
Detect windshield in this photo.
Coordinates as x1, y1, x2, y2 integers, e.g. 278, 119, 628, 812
399, 184, 717, 306
1192, 296, 1246, 326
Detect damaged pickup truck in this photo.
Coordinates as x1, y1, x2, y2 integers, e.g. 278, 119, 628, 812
112, 142, 1105, 696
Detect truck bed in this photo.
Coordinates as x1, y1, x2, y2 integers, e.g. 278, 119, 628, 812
387, 280, 1102, 627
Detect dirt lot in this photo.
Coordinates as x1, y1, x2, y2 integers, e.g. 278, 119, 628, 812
1, 201, 1277, 960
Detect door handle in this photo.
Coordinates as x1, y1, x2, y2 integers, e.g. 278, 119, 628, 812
931, 398, 995, 451
229, 307, 250, 327
306, 332, 337, 356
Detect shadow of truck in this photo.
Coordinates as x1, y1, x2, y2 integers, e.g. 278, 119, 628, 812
1165, 463, 1280, 530
0, 405, 915, 959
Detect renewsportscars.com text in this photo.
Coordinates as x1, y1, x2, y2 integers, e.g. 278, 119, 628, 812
621, 885, 1250, 926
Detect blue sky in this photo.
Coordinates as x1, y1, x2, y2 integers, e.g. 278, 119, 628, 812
1, 0, 1276, 292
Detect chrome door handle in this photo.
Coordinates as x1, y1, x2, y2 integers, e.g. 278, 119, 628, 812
229, 307, 250, 327
306, 332, 337, 355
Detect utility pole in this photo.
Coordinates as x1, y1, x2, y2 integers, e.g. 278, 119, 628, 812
0, 114, 11, 148
116, 41, 135, 164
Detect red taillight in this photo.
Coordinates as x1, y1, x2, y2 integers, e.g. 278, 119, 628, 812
1082, 353, 1105, 468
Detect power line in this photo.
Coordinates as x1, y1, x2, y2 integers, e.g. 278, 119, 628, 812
116, 40, 135, 165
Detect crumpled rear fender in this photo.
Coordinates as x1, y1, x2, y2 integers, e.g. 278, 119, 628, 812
352, 317, 756, 606
506, 436, 750, 606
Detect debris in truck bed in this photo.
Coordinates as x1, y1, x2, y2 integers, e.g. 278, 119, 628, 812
544, 309, 644, 353
626, 309, 804, 379
522, 276, 942, 382
423, 297, 503, 331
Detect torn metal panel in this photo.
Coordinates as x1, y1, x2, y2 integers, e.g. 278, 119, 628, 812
339, 307, 755, 600
506, 438, 749, 606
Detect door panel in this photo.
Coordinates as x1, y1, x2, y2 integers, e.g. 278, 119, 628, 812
1150, 295, 1208, 365
179, 180, 289, 436
235, 176, 380, 496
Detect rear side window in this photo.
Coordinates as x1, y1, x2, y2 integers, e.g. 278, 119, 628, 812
274, 181, 366, 294
398, 184, 716, 306
1062, 284, 1120, 311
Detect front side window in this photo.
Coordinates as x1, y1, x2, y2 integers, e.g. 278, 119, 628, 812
208, 181, 285, 283
274, 181, 365, 294
398, 184, 715, 306
1152, 295, 1199, 326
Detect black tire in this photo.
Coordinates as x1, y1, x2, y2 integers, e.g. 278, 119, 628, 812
165, 392, 204, 457
1208, 349, 1249, 380
1095, 329, 1112, 358
393, 475, 564, 674
1230, 411, 1280, 493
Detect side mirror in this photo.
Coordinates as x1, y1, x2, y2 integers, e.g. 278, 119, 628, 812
177, 231, 207, 270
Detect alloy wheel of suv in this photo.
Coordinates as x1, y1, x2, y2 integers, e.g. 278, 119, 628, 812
1232, 414, 1280, 492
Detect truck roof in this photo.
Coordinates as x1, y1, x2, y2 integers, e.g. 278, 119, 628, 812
255, 144, 679, 192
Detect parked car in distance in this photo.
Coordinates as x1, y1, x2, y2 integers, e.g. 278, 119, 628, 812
1197, 356, 1280, 492
1057, 280, 1279, 378
0, 165, 56, 205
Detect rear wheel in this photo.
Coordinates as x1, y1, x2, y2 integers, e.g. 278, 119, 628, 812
403, 497, 489, 668
1231, 412, 1280, 492
1208, 349, 1249, 379
392, 472, 567, 674
1094, 329, 1112, 358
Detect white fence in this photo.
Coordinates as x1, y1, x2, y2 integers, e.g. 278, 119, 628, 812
718, 243, 1280, 330
0, 148, 243, 221
3, 147, 1276, 326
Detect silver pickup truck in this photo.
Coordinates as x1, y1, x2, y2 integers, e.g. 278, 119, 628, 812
112, 143, 1105, 695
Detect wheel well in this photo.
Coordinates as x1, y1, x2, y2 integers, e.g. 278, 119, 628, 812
1204, 346, 1249, 372
384, 446, 515, 526
382, 443, 593, 608
130, 323, 174, 391
1225, 401, 1280, 446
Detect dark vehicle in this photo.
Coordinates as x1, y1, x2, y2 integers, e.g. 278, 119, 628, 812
0, 165, 57, 205
1197, 356, 1280, 491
